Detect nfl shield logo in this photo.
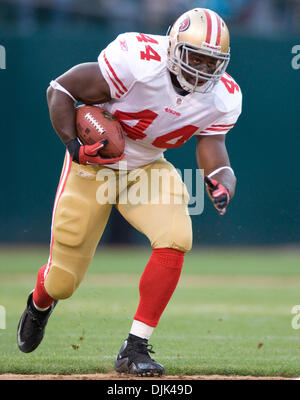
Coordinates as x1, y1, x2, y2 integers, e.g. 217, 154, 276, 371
176, 97, 183, 105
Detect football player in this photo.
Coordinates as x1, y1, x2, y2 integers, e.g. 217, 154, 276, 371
17, 8, 242, 376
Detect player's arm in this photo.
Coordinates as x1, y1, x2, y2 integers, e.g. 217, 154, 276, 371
46, 62, 113, 164
47, 62, 111, 144
196, 134, 236, 215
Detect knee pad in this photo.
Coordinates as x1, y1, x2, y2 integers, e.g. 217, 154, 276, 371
53, 194, 90, 248
153, 209, 193, 253
44, 265, 77, 300
169, 212, 193, 253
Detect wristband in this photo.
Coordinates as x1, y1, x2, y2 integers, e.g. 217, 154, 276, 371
207, 166, 234, 178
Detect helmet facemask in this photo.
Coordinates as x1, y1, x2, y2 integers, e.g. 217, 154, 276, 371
168, 41, 230, 94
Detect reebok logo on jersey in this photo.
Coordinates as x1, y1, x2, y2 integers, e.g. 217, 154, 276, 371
164, 107, 181, 117
119, 40, 128, 52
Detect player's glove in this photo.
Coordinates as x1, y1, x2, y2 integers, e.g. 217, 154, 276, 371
204, 176, 230, 216
66, 138, 124, 165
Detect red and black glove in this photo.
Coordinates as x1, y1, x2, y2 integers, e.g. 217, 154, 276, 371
66, 138, 124, 165
204, 176, 230, 216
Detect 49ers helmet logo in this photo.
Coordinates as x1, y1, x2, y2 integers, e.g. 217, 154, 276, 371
178, 16, 190, 32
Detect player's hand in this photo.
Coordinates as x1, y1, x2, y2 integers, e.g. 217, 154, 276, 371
204, 176, 230, 216
66, 138, 125, 165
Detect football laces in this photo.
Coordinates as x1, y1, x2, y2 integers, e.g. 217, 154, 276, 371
84, 112, 106, 135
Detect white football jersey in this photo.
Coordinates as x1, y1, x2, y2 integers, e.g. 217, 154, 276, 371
98, 32, 242, 170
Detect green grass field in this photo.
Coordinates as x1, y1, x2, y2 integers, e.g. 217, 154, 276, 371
1, 246, 300, 377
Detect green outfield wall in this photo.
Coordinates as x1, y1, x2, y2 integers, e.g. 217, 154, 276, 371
0, 28, 299, 245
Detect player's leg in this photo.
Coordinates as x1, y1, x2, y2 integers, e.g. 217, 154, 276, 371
119, 158, 192, 328
115, 158, 192, 376
17, 155, 113, 353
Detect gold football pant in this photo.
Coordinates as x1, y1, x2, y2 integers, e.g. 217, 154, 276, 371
44, 153, 193, 300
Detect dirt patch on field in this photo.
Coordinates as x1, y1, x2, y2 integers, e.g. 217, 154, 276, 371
0, 373, 295, 380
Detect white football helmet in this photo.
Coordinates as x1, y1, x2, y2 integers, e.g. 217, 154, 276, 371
167, 8, 230, 93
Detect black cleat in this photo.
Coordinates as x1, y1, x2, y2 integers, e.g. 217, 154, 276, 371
17, 291, 58, 353
114, 334, 165, 377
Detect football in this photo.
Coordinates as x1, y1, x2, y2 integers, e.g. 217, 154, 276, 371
76, 105, 125, 158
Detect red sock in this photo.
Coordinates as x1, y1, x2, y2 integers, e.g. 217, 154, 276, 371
32, 265, 55, 308
134, 248, 184, 327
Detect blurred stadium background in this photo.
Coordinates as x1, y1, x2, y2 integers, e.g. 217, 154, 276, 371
0, 0, 299, 246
